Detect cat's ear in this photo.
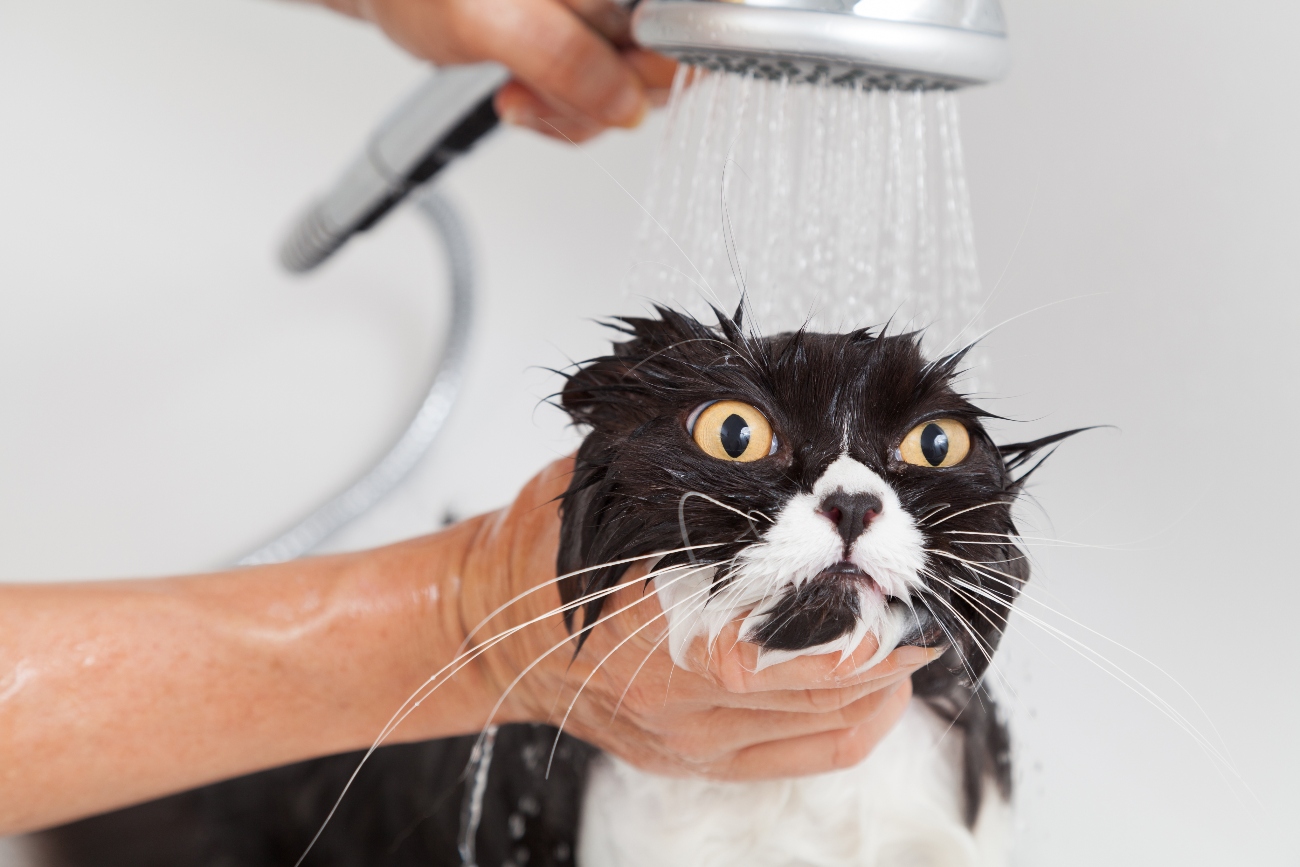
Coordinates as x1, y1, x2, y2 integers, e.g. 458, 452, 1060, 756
998, 427, 1103, 488
559, 353, 637, 428
560, 307, 720, 429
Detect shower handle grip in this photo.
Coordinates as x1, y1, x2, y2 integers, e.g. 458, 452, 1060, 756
280, 62, 509, 273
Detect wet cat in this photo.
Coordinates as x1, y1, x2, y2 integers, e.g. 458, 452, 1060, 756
38, 307, 1079, 867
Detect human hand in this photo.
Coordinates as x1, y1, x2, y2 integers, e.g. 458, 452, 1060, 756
452, 458, 940, 780
313, 0, 677, 142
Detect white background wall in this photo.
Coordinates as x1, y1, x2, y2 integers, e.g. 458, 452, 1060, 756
1, 0, 1297, 863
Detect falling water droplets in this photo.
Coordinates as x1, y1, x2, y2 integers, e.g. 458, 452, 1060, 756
625, 68, 985, 365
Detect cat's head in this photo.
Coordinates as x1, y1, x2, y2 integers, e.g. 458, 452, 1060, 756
556, 306, 1078, 682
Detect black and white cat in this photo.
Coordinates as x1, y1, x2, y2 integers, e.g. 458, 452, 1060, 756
557, 306, 1079, 867
37, 307, 1079, 867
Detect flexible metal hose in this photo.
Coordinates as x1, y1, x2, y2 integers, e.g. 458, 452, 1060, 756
238, 188, 474, 565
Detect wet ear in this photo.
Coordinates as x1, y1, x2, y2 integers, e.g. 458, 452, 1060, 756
560, 306, 720, 430
998, 427, 1103, 488
559, 354, 636, 429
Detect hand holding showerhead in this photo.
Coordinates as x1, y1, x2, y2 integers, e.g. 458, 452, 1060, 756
315, 0, 671, 138
282, 0, 673, 272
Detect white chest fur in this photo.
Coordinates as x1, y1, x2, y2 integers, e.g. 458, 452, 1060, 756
577, 700, 1009, 867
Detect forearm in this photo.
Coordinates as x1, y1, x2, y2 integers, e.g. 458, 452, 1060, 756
0, 516, 504, 835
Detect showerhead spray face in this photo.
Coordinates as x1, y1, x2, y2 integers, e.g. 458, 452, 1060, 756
633, 0, 1009, 88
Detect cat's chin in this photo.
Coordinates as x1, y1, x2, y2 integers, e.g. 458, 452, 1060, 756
746, 562, 882, 651
652, 561, 933, 675
741, 582, 946, 673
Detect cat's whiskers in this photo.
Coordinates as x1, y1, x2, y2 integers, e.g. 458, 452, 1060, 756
913, 593, 981, 701
461, 563, 718, 781
698, 570, 765, 662
920, 500, 1013, 528
916, 503, 953, 525
678, 492, 771, 564
949, 576, 1253, 803
923, 552, 1041, 695
926, 549, 1027, 588
706, 557, 829, 666
943, 528, 1124, 552
930, 539, 1089, 629
938, 560, 1244, 772
459, 542, 727, 657
917, 570, 1016, 697
912, 574, 1020, 749
546, 567, 723, 777
915, 574, 1005, 678
930, 547, 1028, 569
931, 292, 1112, 369
608, 584, 718, 724
394, 550, 729, 756
953, 561, 1227, 734
934, 568, 1255, 802
292, 555, 716, 867
624, 260, 715, 305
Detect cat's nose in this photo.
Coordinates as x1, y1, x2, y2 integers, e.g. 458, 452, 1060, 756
817, 490, 883, 548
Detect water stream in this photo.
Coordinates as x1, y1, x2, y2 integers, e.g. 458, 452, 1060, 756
626, 67, 985, 358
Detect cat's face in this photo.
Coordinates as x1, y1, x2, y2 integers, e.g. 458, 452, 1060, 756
558, 308, 1069, 682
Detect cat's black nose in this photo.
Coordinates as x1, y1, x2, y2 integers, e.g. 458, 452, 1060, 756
817, 489, 883, 548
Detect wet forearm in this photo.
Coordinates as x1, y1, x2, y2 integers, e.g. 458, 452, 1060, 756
0, 518, 498, 835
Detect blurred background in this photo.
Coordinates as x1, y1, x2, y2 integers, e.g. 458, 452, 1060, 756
1, 0, 1296, 863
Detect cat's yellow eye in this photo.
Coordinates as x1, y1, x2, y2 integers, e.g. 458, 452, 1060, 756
690, 400, 775, 462
899, 419, 971, 468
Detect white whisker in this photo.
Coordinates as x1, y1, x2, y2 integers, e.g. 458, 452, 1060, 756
609, 585, 716, 723
459, 542, 727, 656
913, 593, 981, 694
292, 555, 711, 867
462, 566, 711, 777
545, 567, 721, 776
935, 570, 1256, 804
922, 500, 1011, 528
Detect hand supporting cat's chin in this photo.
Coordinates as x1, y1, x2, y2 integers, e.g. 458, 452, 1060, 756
651, 558, 946, 681
668, 586, 943, 698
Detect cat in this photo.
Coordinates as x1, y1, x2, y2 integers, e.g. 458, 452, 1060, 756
36, 306, 1080, 867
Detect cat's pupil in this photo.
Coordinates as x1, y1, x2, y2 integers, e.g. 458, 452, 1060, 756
920, 423, 949, 466
719, 414, 752, 458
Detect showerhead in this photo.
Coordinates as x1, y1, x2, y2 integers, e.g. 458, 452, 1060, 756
279, 0, 1007, 273
633, 0, 1009, 88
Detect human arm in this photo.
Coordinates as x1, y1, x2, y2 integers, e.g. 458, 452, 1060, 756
0, 458, 934, 835
301, 0, 678, 142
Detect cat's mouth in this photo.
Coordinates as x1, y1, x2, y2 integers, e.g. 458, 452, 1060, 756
814, 561, 884, 596
746, 561, 889, 652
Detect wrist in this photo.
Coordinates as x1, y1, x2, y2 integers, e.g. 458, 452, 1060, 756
451, 467, 577, 731
311, 521, 514, 749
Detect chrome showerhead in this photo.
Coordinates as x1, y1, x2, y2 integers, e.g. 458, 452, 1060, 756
632, 0, 1009, 88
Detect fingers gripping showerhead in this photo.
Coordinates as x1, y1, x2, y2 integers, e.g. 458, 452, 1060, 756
633, 0, 1009, 89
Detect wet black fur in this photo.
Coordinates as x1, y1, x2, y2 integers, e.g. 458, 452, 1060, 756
39, 725, 594, 867
39, 307, 1077, 863
748, 570, 863, 650
556, 306, 1081, 824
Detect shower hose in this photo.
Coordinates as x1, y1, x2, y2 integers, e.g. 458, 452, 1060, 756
238, 187, 474, 566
